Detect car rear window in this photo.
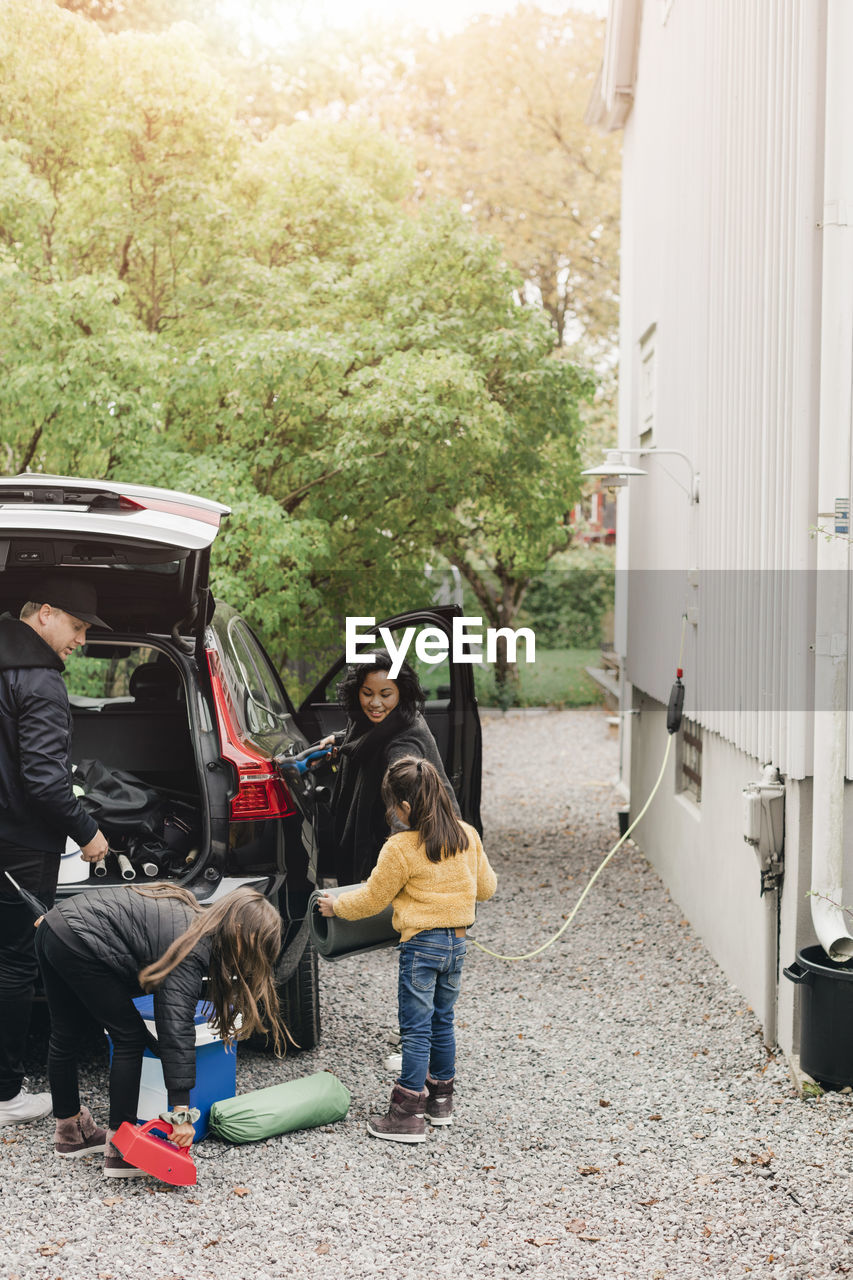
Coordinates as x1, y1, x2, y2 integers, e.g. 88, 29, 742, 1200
64, 644, 160, 703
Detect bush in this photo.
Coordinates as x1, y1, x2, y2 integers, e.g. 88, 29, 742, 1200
474, 648, 603, 708
519, 548, 615, 649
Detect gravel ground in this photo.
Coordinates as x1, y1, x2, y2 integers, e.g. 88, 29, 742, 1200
3, 706, 852, 1280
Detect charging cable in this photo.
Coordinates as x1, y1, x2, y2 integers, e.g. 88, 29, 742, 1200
470, 620, 687, 963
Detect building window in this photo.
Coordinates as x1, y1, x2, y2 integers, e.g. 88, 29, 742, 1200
678, 717, 702, 803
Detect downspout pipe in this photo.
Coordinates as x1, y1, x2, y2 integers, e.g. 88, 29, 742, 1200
810, 0, 853, 961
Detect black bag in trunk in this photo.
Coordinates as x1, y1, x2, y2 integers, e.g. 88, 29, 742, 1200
75, 759, 166, 843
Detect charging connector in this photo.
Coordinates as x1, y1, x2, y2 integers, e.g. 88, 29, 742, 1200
667, 671, 685, 735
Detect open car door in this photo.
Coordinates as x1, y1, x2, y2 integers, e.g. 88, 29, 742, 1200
296, 606, 482, 833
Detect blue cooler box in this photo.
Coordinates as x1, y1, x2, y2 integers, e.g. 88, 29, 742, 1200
124, 996, 237, 1140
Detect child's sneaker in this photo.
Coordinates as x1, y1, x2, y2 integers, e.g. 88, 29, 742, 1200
367, 1084, 426, 1144
425, 1076, 454, 1126
54, 1106, 107, 1157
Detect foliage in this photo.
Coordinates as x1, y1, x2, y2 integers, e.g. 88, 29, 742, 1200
44, 3, 619, 363
57, 0, 208, 24
2, 0, 597, 697
0, 272, 162, 476
230, 8, 621, 361
520, 547, 615, 649
474, 647, 603, 710
390, 9, 621, 357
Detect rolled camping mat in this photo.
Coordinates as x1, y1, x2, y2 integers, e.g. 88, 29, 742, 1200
308, 884, 400, 960
208, 1071, 350, 1144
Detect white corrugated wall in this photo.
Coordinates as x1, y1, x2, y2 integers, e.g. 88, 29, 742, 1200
621, 0, 825, 780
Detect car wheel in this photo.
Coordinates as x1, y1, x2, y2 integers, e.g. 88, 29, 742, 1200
277, 935, 321, 1051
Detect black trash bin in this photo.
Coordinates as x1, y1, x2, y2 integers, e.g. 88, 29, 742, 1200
783, 944, 853, 1088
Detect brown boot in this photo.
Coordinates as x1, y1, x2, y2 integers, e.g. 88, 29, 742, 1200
367, 1084, 427, 1144
425, 1076, 454, 1126
103, 1127, 151, 1179
54, 1106, 107, 1158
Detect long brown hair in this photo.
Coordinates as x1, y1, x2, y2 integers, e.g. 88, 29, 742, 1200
381, 756, 469, 864
134, 884, 292, 1055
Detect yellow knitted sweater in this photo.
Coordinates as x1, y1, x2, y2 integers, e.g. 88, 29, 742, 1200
332, 822, 497, 943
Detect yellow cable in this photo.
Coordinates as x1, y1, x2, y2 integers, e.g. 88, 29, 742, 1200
470, 733, 674, 962
469, 614, 688, 962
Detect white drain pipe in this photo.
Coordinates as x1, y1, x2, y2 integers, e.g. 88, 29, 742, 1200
810, 0, 853, 961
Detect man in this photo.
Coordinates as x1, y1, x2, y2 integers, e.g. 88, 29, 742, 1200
0, 577, 110, 1126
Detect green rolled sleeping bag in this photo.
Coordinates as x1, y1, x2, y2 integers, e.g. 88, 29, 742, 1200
208, 1071, 350, 1143
308, 885, 400, 960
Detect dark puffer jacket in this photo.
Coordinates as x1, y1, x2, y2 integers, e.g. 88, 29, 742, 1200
0, 614, 97, 854
43, 887, 211, 1105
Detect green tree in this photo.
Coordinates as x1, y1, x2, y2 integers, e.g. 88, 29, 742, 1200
395, 9, 620, 356
57, 0, 221, 34
1, 2, 243, 330
2, 0, 595, 699
226, 9, 620, 358
0, 272, 161, 476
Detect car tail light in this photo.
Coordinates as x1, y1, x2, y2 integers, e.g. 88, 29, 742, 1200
129, 495, 221, 526
228, 766, 295, 821
101, 492, 220, 525
205, 649, 296, 822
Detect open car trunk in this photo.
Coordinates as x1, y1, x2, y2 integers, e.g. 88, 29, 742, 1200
60, 639, 209, 889
0, 475, 230, 895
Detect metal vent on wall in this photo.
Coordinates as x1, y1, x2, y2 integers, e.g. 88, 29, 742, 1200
679, 717, 702, 803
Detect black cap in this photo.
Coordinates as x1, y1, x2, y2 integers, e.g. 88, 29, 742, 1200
38, 576, 111, 630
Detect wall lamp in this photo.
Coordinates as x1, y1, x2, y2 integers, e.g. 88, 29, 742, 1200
581, 448, 700, 504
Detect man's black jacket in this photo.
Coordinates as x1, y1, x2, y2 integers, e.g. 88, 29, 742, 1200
43, 886, 211, 1105
0, 614, 97, 853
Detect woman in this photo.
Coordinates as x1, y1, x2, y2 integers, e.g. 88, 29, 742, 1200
34, 883, 288, 1177
324, 651, 460, 885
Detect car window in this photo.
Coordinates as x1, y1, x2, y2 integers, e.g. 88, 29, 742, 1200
64, 645, 157, 702
407, 650, 452, 702
226, 618, 293, 739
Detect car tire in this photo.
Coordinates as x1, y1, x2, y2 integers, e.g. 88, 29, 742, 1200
277, 935, 321, 1051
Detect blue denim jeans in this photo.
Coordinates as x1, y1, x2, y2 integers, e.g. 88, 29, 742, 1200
397, 928, 466, 1093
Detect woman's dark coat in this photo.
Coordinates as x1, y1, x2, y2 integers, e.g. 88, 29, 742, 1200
332, 709, 461, 883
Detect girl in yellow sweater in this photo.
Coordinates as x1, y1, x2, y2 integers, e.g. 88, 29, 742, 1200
317, 755, 497, 1143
